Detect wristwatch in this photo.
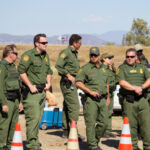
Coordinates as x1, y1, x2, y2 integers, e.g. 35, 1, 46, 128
141, 86, 144, 90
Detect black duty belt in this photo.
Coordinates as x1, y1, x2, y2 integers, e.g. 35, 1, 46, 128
125, 92, 148, 103
86, 93, 107, 102
5, 90, 19, 101
36, 84, 45, 93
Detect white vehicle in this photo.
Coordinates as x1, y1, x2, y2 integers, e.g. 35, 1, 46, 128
113, 85, 122, 112
77, 88, 84, 107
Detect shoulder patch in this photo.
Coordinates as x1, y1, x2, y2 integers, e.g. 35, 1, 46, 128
23, 55, 29, 62
60, 53, 66, 59
45, 56, 48, 62
77, 69, 82, 74
140, 68, 143, 74
116, 68, 119, 75
102, 68, 106, 72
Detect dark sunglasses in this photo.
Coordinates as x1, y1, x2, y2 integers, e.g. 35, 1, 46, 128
126, 55, 135, 58
39, 41, 48, 45
11, 52, 18, 56
90, 54, 99, 57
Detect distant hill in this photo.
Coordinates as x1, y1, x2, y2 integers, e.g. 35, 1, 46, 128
97, 30, 127, 45
0, 31, 127, 45
0, 34, 33, 44
0, 33, 107, 46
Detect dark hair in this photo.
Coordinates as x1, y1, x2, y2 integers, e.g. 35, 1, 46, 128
69, 34, 82, 45
3, 44, 16, 58
138, 54, 147, 61
33, 33, 47, 47
126, 48, 137, 55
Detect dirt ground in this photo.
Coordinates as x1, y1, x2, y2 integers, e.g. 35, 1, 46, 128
19, 92, 143, 150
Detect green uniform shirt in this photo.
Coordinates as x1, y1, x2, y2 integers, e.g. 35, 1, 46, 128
0, 59, 20, 106
141, 59, 148, 65
55, 46, 80, 76
100, 64, 116, 87
18, 48, 53, 85
76, 62, 109, 95
117, 63, 150, 95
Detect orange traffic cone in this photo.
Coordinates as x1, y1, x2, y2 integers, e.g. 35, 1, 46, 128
118, 117, 133, 150
66, 121, 80, 150
11, 123, 23, 150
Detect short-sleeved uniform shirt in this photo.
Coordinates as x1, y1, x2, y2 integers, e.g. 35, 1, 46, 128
100, 64, 116, 88
55, 46, 80, 76
0, 59, 20, 106
76, 62, 109, 95
117, 63, 150, 95
18, 48, 53, 85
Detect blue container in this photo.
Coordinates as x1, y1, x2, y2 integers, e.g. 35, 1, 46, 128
40, 107, 62, 130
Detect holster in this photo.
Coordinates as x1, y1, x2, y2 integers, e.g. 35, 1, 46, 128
125, 91, 148, 103
117, 93, 124, 105
110, 85, 116, 94
62, 76, 72, 89
79, 93, 87, 105
126, 95, 135, 103
36, 84, 45, 93
21, 83, 30, 100
143, 92, 148, 99
5, 90, 20, 101
86, 93, 107, 102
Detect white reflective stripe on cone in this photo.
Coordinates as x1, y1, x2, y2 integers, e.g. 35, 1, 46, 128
122, 124, 130, 134
11, 146, 23, 150
120, 137, 132, 144
12, 131, 22, 143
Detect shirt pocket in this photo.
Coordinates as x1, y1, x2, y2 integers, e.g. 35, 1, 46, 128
32, 63, 42, 73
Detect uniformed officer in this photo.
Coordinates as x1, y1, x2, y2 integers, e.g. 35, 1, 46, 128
100, 53, 116, 138
136, 54, 150, 113
75, 47, 109, 150
0, 44, 23, 150
18, 34, 53, 150
117, 48, 150, 150
55, 34, 84, 140
134, 44, 149, 65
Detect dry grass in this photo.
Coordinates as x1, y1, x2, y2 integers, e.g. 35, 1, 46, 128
0, 44, 150, 93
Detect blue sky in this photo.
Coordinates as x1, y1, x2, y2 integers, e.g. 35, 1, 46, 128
0, 0, 150, 36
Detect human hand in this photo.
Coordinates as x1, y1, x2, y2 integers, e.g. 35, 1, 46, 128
2, 105, 9, 113
19, 103, 23, 112
106, 97, 110, 106
44, 83, 51, 91
66, 74, 75, 83
89, 91, 100, 98
133, 85, 142, 95
29, 85, 38, 93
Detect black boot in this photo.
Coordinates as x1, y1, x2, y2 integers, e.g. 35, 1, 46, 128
62, 129, 69, 138
78, 134, 85, 142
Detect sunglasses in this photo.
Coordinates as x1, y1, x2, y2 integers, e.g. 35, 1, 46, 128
90, 54, 99, 57
11, 52, 18, 56
126, 55, 135, 58
39, 41, 48, 45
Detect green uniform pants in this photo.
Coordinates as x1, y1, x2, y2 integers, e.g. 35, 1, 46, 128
123, 97, 150, 150
105, 95, 113, 134
0, 99, 19, 150
23, 91, 45, 150
60, 80, 80, 130
83, 97, 108, 150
